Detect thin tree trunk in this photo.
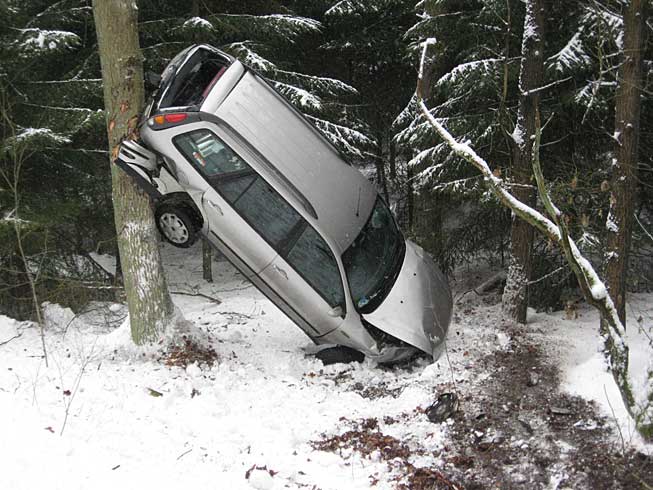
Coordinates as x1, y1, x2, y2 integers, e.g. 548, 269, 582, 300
501, 0, 544, 323
604, 0, 646, 325
93, 0, 174, 344
202, 238, 213, 283
388, 139, 396, 180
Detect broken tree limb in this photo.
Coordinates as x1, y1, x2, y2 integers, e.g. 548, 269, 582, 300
415, 38, 643, 434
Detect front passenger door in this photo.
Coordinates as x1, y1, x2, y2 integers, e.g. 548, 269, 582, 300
259, 223, 346, 338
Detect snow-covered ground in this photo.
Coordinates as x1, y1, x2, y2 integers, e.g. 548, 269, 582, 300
0, 243, 651, 489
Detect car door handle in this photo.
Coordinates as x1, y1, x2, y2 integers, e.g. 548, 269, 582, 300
206, 200, 223, 216
273, 264, 288, 280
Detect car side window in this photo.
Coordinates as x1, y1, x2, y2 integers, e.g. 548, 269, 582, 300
175, 128, 345, 310
286, 226, 345, 309
232, 177, 303, 251
175, 129, 248, 177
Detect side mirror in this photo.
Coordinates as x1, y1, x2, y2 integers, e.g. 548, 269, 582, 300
328, 305, 344, 318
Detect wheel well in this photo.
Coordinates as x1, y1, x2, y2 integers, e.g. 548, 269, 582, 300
158, 192, 204, 229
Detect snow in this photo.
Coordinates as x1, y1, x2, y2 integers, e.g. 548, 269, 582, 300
16, 29, 80, 55
325, 1, 379, 18
0, 244, 464, 489
272, 81, 323, 110
548, 33, 591, 73
14, 127, 71, 145
182, 17, 214, 30
539, 294, 653, 451
511, 125, 525, 146
435, 58, 501, 88
606, 211, 619, 233
1, 245, 651, 488
225, 42, 277, 72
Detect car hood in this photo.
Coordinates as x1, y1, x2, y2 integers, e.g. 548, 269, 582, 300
362, 240, 452, 357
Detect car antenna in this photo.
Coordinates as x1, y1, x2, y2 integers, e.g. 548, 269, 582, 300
355, 187, 361, 217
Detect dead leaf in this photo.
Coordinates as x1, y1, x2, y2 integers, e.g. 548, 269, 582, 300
147, 387, 163, 397
111, 145, 120, 161
44, 426, 54, 433
63, 389, 71, 396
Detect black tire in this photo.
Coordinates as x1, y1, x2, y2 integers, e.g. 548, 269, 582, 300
155, 204, 199, 248
315, 346, 365, 365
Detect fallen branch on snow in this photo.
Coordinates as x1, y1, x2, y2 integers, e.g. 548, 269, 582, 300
415, 38, 640, 427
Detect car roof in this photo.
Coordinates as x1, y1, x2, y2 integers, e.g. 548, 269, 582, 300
199, 54, 377, 252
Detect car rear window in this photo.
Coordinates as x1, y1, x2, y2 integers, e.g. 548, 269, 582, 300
158, 48, 231, 109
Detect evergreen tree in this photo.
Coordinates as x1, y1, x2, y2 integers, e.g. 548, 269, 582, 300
0, 0, 373, 317
394, 0, 522, 271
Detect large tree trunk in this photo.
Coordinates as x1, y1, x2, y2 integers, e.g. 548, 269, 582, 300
501, 0, 544, 323
604, 0, 646, 325
93, 0, 174, 344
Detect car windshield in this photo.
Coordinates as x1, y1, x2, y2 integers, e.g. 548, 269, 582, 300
342, 198, 405, 313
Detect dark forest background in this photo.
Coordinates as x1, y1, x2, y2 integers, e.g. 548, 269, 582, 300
1, 0, 651, 319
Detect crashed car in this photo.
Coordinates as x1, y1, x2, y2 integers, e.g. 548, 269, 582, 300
115, 44, 452, 363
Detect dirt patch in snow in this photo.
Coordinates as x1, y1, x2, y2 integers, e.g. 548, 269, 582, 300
159, 335, 218, 368
312, 317, 653, 489
313, 417, 463, 489
441, 321, 653, 488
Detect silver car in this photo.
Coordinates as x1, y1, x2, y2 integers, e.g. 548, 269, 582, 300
116, 44, 452, 363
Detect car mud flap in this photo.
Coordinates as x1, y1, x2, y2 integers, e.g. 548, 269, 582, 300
114, 158, 162, 201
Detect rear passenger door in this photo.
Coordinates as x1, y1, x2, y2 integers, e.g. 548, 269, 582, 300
174, 129, 278, 275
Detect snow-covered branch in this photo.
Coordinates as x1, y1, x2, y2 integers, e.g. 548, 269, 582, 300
415, 38, 636, 415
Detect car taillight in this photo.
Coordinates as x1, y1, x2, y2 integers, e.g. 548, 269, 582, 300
151, 113, 188, 126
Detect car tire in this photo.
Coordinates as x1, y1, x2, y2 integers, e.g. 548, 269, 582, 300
315, 346, 365, 365
155, 204, 199, 248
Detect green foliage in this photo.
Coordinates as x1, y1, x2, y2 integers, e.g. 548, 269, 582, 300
395, 0, 653, 292
0, 0, 380, 317
136, 0, 373, 159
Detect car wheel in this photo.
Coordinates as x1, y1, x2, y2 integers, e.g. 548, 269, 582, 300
155, 205, 199, 248
315, 346, 365, 365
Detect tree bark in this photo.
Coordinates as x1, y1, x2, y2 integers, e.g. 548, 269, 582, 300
501, 0, 544, 323
93, 0, 174, 344
604, 0, 646, 325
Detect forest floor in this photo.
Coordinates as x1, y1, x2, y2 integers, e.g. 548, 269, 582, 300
0, 242, 652, 489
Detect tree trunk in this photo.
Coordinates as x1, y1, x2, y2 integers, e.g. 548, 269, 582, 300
202, 238, 213, 283
388, 138, 396, 180
604, 0, 646, 325
93, 0, 174, 344
501, 0, 544, 323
